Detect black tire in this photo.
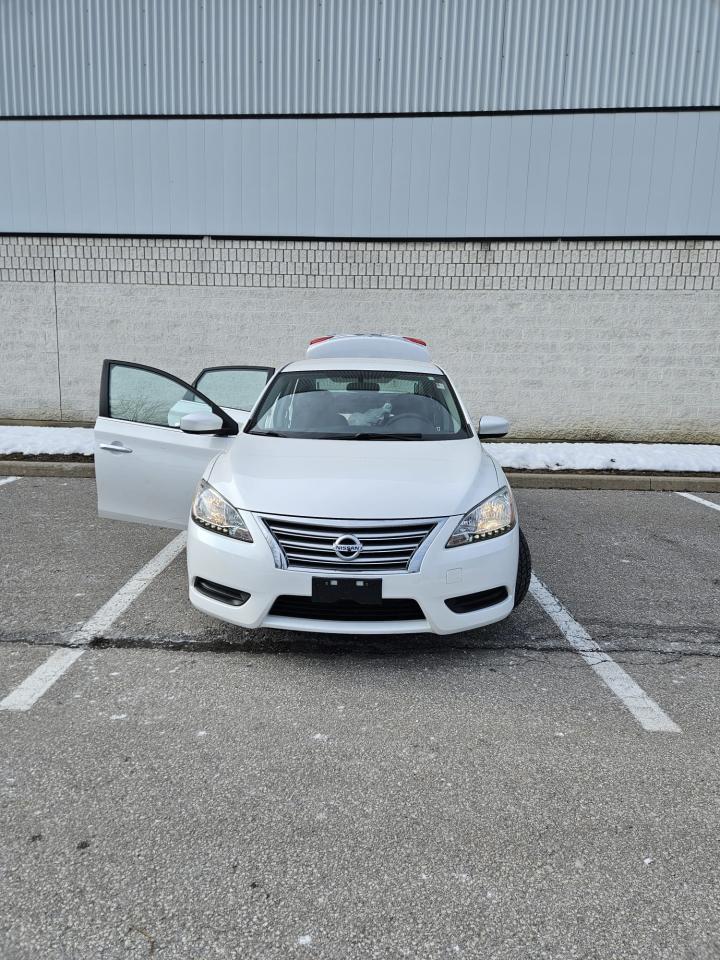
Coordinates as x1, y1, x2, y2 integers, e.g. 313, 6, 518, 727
514, 528, 532, 608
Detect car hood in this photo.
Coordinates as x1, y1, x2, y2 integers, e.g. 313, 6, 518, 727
209, 434, 500, 520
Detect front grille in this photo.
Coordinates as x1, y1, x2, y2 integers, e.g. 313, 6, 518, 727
269, 595, 425, 622
261, 517, 438, 572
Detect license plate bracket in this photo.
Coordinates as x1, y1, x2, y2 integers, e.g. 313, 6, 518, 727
312, 577, 382, 605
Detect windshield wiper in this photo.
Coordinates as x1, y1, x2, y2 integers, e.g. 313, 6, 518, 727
348, 432, 424, 441
250, 430, 425, 440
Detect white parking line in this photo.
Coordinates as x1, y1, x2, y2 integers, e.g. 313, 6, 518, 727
529, 575, 680, 733
0, 649, 85, 712
0, 476, 17, 487
67, 532, 187, 647
0, 532, 187, 713
676, 492, 720, 514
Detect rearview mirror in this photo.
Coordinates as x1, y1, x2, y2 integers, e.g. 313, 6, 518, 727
180, 412, 226, 434
477, 415, 509, 438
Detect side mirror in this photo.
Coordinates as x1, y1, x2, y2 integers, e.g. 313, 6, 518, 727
180, 411, 225, 434
477, 415, 509, 439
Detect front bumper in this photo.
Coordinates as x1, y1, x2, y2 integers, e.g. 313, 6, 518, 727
186, 513, 519, 635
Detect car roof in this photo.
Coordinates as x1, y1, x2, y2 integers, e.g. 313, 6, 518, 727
281, 357, 444, 374
305, 334, 431, 362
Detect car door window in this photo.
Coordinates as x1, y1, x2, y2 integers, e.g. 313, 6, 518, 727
194, 367, 275, 412
103, 361, 235, 431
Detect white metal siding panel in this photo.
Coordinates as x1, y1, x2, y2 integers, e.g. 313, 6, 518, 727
2, 113, 719, 237
688, 113, 720, 234
2, 0, 720, 117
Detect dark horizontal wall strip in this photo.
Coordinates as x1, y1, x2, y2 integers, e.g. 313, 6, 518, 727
2, 232, 720, 244
2, 105, 720, 122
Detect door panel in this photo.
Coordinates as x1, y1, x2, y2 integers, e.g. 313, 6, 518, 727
95, 360, 238, 528
193, 366, 275, 414
95, 418, 232, 528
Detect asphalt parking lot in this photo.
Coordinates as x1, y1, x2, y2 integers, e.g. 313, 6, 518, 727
1, 478, 719, 959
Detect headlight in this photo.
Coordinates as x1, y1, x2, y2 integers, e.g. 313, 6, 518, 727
191, 480, 253, 542
446, 486, 515, 547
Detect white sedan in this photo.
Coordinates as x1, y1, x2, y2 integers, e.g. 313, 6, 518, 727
95, 335, 531, 635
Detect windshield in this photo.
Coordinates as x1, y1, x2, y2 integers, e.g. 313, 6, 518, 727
247, 370, 470, 440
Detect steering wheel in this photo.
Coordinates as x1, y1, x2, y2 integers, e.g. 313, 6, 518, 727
386, 412, 430, 432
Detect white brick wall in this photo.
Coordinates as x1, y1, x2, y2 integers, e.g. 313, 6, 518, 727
1, 235, 719, 440
1, 236, 719, 291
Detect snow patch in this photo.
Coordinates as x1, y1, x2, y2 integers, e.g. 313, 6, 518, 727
0, 427, 718, 473
0, 426, 94, 456
485, 441, 720, 473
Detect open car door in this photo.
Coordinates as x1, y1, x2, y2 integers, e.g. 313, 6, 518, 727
166, 365, 275, 428
193, 365, 274, 425
95, 360, 241, 529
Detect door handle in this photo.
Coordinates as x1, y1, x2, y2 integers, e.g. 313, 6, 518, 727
99, 442, 133, 454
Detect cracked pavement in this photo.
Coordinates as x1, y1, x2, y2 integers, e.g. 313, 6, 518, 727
1, 478, 719, 958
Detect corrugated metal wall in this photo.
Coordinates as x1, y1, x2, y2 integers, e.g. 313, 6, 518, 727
2, 113, 718, 237
1, 0, 720, 117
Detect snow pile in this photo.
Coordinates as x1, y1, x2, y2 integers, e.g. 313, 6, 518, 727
0, 426, 718, 472
0, 426, 94, 456
485, 442, 720, 473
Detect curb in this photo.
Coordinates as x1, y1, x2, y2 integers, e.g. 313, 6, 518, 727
508, 472, 720, 492
1, 459, 719, 491
0, 460, 95, 478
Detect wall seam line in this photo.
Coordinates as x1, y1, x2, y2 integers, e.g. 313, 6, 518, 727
51, 239, 63, 420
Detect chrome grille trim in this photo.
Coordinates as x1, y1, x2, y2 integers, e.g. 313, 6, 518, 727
260, 515, 445, 573
268, 525, 427, 541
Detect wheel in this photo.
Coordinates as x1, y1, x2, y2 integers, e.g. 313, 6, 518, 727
514, 528, 532, 608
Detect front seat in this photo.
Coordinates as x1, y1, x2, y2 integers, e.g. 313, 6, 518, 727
290, 391, 348, 433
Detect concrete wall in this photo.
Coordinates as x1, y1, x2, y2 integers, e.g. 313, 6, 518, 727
1, 236, 719, 441
0, 281, 60, 419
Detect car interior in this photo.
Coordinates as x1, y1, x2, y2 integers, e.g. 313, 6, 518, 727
266, 380, 461, 435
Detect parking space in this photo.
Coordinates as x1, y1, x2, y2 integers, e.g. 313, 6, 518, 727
1, 477, 719, 957
0, 642, 58, 692
518, 489, 720, 656
619, 651, 720, 735
679, 490, 720, 509
2, 480, 717, 659
0, 478, 175, 645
